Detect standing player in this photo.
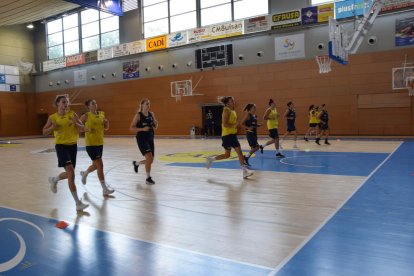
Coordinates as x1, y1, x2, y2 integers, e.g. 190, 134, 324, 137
240, 103, 262, 166
304, 105, 318, 142
280, 101, 298, 149
205, 109, 215, 136
259, 99, 285, 158
316, 104, 331, 145
79, 99, 114, 196
205, 96, 253, 179
130, 98, 158, 185
43, 95, 89, 212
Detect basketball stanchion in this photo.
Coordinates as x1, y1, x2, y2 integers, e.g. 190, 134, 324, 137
316, 55, 332, 74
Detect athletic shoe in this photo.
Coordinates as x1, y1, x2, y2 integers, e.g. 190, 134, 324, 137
132, 161, 139, 173
315, 138, 321, 145
243, 169, 253, 179
276, 153, 285, 158
76, 201, 89, 212
103, 187, 115, 196
146, 177, 155, 185
48, 177, 58, 193
80, 171, 87, 185
304, 137, 309, 142
244, 155, 251, 166
325, 140, 331, 145
205, 157, 214, 169
259, 145, 264, 154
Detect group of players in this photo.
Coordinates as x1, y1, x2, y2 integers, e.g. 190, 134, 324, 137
42, 95, 329, 211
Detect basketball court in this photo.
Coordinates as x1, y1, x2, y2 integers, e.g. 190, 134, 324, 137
1, 136, 413, 275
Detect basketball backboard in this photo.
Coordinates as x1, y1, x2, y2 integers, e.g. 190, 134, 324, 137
392, 66, 414, 90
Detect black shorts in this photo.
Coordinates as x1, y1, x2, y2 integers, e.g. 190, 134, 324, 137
86, 145, 103, 161
136, 136, 155, 156
269, 128, 279, 139
320, 123, 329, 131
287, 123, 296, 132
309, 123, 318, 128
55, 144, 77, 168
246, 132, 259, 148
222, 134, 240, 150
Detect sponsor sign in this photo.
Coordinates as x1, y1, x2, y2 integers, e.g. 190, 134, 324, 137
74, 69, 87, 86
167, 32, 188, 47
317, 3, 334, 23
275, 33, 305, 61
128, 40, 146, 54
271, 10, 302, 29
335, 0, 371, 20
0, 74, 5, 84
9, 84, 16, 91
97, 47, 113, 61
210, 21, 244, 39
146, 35, 167, 52
188, 27, 212, 43
395, 17, 414, 46
43, 57, 66, 72
302, 6, 318, 25
84, 51, 98, 63
382, 0, 414, 11
113, 43, 130, 57
64, 0, 122, 16
123, 60, 140, 79
66, 53, 85, 67
244, 15, 269, 34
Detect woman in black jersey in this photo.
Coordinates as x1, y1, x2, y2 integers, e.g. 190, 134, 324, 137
129, 98, 158, 184
241, 103, 262, 166
315, 104, 330, 145
280, 101, 298, 149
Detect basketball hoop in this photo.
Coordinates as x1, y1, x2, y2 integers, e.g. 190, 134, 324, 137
315, 55, 332, 74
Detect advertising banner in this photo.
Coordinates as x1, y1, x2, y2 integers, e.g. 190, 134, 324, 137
84, 51, 98, 63
275, 33, 305, 61
97, 47, 113, 61
302, 6, 318, 25
317, 3, 334, 23
113, 43, 130, 57
271, 10, 302, 29
395, 17, 414, 46
43, 57, 66, 72
382, 0, 414, 11
146, 35, 167, 52
167, 32, 188, 48
128, 40, 146, 54
66, 53, 85, 67
335, 0, 371, 20
210, 21, 244, 39
188, 27, 212, 43
74, 69, 87, 87
0, 74, 5, 84
244, 15, 269, 34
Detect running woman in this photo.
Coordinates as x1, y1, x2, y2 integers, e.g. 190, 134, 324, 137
43, 95, 89, 212
280, 101, 298, 149
259, 99, 285, 158
205, 96, 253, 179
79, 99, 114, 196
129, 98, 158, 185
304, 105, 318, 142
240, 103, 262, 166
316, 104, 330, 145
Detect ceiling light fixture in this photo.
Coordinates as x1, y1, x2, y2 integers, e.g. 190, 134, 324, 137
26, 23, 34, 29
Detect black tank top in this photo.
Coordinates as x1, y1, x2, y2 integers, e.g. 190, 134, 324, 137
286, 108, 296, 123
245, 114, 258, 134
320, 110, 329, 123
136, 112, 154, 138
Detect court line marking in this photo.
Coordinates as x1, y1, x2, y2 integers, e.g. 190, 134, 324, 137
267, 140, 404, 276
0, 205, 273, 272
279, 154, 347, 168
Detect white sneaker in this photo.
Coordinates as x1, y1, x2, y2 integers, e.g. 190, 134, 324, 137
76, 201, 89, 211
80, 171, 87, 185
205, 157, 214, 169
243, 169, 253, 179
48, 177, 58, 193
103, 187, 115, 196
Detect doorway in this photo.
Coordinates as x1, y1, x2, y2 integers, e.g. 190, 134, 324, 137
201, 105, 223, 136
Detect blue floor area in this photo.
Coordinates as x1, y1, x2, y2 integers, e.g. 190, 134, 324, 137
169, 150, 388, 176
275, 140, 414, 276
0, 208, 272, 276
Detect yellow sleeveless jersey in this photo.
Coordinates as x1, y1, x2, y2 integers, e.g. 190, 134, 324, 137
84, 111, 105, 146
309, 110, 319, 124
49, 110, 79, 145
315, 111, 321, 123
266, 108, 278, 129
222, 107, 238, 136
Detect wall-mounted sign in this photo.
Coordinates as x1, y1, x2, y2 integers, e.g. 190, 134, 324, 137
335, 0, 369, 20
97, 47, 113, 61
210, 21, 244, 39
395, 17, 414, 46
66, 53, 85, 67
113, 43, 130, 57
64, 0, 122, 16
128, 40, 146, 54
0, 74, 5, 84
271, 10, 302, 29
302, 7, 317, 25
275, 33, 305, 61
168, 32, 188, 48
244, 15, 269, 34
74, 69, 87, 86
188, 28, 212, 43
84, 51, 98, 63
123, 60, 140, 79
146, 35, 167, 52
317, 3, 335, 23
382, 0, 414, 11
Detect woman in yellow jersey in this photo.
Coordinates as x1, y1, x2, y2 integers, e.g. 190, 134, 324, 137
79, 99, 114, 196
205, 96, 253, 179
304, 105, 318, 142
129, 98, 158, 185
42, 95, 89, 212
260, 99, 285, 158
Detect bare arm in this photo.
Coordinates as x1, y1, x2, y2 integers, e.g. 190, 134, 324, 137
151, 112, 158, 129
103, 118, 109, 131
263, 108, 271, 120
240, 113, 251, 131
42, 117, 55, 136
73, 112, 86, 132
